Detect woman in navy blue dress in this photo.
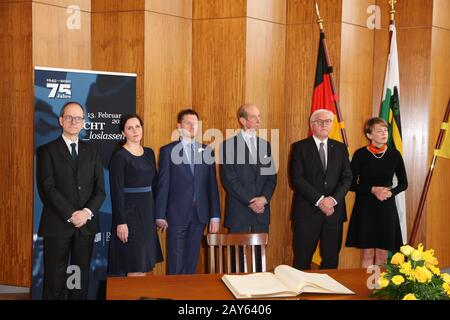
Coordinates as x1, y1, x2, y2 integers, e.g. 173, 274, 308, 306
108, 114, 163, 276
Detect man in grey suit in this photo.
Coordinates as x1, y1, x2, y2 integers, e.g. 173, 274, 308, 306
290, 109, 352, 270
36, 101, 105, 299
220, 104, 277, 270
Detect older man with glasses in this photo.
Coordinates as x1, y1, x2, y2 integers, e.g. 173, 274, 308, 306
36, 101, 105, 299
290, 109, 352, 270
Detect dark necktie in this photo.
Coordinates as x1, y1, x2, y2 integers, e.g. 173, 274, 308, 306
319, 142, 326, 171
190, 143, 195, 175
70, 143, 77, 161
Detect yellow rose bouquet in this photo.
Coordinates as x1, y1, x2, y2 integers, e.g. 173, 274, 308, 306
372, 244, 450, 300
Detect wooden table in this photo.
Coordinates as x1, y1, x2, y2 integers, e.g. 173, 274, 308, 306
106, 268, 374, 300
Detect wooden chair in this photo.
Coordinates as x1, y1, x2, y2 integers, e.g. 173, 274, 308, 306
206, 233, 268, 274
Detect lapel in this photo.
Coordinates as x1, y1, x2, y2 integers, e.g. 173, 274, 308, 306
308, 136, 325, 174
57, 136, 77, 172
77, 140, 88, 173
325, 139, 336, 177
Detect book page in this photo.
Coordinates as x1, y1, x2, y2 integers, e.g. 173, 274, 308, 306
274, 265, 354, 294
222, 272, 297, 298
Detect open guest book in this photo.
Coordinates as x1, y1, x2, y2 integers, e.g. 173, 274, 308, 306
222, 264, 355, 299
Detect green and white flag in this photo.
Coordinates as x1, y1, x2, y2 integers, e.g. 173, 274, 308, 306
380, 23, 407, 244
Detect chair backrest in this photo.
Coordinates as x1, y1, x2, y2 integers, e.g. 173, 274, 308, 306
206, 233, 268, 274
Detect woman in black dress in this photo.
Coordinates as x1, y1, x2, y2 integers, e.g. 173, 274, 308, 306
346, 117, 408, 268
108, 114, 163, 276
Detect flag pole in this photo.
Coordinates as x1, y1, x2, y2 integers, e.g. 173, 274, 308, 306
409, 99, 450, 245
314, 3, 348, 146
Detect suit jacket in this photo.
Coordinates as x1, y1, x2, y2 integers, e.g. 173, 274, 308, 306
155, 141, 220, 225
290, 137, 352, 224
36, 136, 106, 237
220, 133, 277, 229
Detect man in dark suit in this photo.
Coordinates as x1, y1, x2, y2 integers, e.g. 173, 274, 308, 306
155, 109, 220, 275
291, 109, 352, 270
36, 101, 106, 299
220, 104, 277, 270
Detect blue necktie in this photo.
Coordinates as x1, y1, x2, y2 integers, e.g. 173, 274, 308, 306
70, 143, 77, 161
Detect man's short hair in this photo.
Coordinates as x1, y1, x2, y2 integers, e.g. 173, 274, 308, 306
177, 109, 199, 123
310, 109, 334, 122
59, 101, 85, 117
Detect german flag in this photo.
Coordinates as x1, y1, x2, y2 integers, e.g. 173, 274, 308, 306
310, 32, 344, 142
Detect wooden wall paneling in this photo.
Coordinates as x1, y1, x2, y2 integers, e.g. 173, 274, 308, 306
91, 0, 144, 12
285, 24, 317, 147
145, 0, 192, 19
342, 0, 375, 27
31, 0, 91, 11
193, 0, 246, 19
377, 0, 432, 29
192, 18, 247, 149
427, 16, 450, 266
287, 0, 342, 25
247, 0, 287, 24
32, 1, 91, 69
245, 18, 287, 270
144, 10, 192, 275
371, 29, 389, 116
432, 0, 450, 30
0, 1, 33, 287
91, 10, 145, 113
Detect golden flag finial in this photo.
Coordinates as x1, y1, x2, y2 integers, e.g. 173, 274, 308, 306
315, 2, 324, 31
388, 0, 397, 22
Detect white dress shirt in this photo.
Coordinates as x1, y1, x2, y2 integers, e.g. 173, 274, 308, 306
241, 130, 257, 156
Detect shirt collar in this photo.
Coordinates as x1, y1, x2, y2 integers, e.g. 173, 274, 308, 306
181, 137, 196, 148
241, 129, 257, 141
312, 135, 328, 148
61, 134, 79, 148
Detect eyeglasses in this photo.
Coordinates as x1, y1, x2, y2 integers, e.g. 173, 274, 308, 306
312, 119, 333, 126
63, 115, 84, 123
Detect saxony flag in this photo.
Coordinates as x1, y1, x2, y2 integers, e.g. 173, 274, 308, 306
379, 23, 407, 244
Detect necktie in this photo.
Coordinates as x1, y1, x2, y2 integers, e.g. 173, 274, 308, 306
70, 143, 77, 161
189, 142, 195, 175
249, 136, 257, 160
319, 142, 326, 171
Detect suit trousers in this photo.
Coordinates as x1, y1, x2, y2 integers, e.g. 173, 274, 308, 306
229, 223, 269, 272
43, 230, 94, 300
293, 215, 343, 270
167, 206, 205, 275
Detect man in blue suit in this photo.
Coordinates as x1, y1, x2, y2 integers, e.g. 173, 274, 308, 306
155, 109, 220, 274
